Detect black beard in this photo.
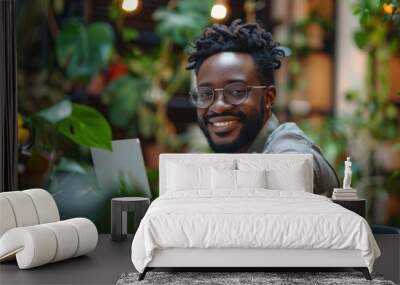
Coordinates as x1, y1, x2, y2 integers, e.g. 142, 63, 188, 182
198, 110, 265, 153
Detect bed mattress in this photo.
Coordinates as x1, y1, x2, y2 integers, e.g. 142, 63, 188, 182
131, 190, 380, 273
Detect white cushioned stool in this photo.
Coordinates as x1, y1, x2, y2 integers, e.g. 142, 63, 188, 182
0, 189, 98, 269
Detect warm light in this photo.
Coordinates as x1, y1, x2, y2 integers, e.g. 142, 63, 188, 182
121, 0, 139, 12
383, 3, 394, 14
211, 4, 228, 20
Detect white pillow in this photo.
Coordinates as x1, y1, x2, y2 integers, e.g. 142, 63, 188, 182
236, 169, 267, 188
211, 168, 236, 190
237, 158, 308, 192
211, 168, 267, 190
167, 160, 235, 191
266, 167, 306, 191
167, 163, 210, 191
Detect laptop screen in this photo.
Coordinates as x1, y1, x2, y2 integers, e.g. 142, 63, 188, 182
90, 139, 152, 197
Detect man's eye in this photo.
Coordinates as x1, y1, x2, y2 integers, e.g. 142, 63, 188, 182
231, 89, 246, 96
199, 91, 213, 99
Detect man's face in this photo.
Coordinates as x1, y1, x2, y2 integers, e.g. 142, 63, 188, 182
196, 52, 275, 153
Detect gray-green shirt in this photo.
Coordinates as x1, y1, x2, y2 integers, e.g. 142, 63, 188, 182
247, 114, 339, 197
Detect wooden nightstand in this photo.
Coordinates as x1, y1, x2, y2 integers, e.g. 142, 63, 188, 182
331, 198, 366, 218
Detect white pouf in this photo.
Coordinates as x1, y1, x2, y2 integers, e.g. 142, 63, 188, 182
0, 189, 98, 269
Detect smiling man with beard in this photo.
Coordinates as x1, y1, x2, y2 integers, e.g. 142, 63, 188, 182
186, 19, 339, 197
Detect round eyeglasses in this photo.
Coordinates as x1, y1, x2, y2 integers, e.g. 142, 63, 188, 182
189, 82, 267, 109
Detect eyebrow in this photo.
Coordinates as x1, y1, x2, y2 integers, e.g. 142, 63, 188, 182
197, 79, 247, 87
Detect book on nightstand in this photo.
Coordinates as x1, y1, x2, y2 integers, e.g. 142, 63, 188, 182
332, 188, 358, 200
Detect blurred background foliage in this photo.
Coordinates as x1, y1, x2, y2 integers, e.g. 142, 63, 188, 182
16, 0, 213, 232
349, 0, 400, 226
16, 0, 400, 231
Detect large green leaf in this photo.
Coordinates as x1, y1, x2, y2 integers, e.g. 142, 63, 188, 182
87, 23, 115, 69
102, 75, 148, 129
37, 100, 72, 124
153, 0, 212, 46
56, 20, 114, 82
56, 104, 112, 150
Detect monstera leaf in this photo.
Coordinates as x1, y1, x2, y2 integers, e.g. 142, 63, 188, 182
56, 104, 112, 150
56, 20, 114, 82
35, 100, 112, 150
102, 75, 148, 132
153, 0, 212, 45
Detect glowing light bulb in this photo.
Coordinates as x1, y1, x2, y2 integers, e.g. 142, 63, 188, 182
211, 4, 228, 20
121, 0, 139, 12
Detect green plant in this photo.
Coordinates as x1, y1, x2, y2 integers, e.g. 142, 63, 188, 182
153, 0, 212, 46
349, 0, 400, 156
20, 19, 116, 154
105, 0, 213, 150
101, 75, 149, 135
347, 0, 400, 226
18, 17, 115, 189
55, 20, 115, 83
35, 99, 112, 150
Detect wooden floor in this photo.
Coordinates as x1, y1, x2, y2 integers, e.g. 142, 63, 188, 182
0, 234, 134, 285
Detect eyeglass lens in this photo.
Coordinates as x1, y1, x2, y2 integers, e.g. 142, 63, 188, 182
191, 82, 248, 108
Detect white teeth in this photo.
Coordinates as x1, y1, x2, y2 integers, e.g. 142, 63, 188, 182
212, 121, 236, 127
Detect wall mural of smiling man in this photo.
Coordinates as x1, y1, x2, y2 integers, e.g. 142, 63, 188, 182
187, 19, 339, 197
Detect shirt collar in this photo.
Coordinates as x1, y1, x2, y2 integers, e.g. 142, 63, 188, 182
246, 113, 279, 153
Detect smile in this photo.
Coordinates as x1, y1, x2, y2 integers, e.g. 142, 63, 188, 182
212, 121, 237, 127
207, 116, 241, 134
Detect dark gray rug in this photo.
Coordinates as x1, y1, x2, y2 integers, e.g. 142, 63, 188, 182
116, 271, 396, 285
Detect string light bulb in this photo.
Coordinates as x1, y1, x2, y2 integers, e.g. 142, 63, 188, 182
211, 1, 229, 20
121, 0, 139, 12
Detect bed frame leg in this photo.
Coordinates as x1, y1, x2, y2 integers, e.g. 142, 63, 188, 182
354, 267, 371, 280
138, 268, 148, 281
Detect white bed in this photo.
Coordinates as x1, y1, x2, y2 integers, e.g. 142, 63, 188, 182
131, 154, 380, 280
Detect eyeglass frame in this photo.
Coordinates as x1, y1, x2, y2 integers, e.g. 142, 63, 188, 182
189, 81, 268, 109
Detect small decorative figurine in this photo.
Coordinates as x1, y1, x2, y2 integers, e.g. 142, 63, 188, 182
333, 157, 357, 199
343, 157, 352, 189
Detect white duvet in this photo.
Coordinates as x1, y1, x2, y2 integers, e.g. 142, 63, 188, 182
131, 190, 380, 273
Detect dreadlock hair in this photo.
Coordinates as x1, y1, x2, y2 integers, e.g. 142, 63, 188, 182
187, 19, 285, 85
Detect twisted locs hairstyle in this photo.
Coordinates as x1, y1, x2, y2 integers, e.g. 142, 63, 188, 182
187, 19, 285, 85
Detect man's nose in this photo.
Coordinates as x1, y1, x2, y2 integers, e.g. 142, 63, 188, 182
209, 89, 233, 113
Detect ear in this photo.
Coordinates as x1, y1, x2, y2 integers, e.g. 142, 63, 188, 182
263, 85, 276, 114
